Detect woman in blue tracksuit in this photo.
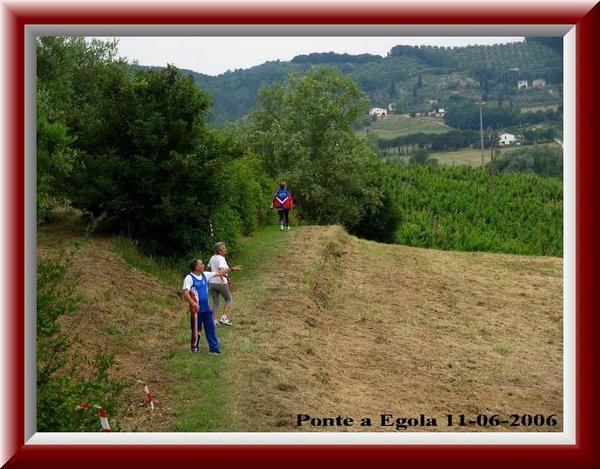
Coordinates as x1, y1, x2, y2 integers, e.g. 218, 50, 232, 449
182, 258, 234, 354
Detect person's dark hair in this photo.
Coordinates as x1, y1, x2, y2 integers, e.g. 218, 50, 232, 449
279, 181, 287, 189
189, 259, 199, 272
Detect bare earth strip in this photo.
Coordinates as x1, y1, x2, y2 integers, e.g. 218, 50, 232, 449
225, 226, 563, 432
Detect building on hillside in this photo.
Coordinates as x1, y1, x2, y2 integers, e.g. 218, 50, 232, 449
369, 107, 388, 117
517, 80, 528, 90
427, 108, 445, 118
498, 132, 517, 146
532, 78, 547, 89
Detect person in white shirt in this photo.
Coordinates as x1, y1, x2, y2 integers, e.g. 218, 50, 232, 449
208, 242, 242, 326
182, 259, 228, 354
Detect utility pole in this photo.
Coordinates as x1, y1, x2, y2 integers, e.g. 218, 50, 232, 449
479, 97, 485, 167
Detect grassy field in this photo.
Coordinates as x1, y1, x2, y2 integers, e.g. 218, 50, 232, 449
360, 114, 452, 140
520, 103, 561, 113
390, 148, 508, 167
38, 214, 563, 433
430, 142, 563, 167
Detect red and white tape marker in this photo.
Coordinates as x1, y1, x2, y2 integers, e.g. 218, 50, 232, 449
75, 402, 112, 432
137, 380, 155, 411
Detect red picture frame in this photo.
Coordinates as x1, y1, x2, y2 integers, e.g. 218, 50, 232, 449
2, 0, 599, 467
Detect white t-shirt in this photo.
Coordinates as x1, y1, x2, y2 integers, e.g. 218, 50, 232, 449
208, 254, 229, 284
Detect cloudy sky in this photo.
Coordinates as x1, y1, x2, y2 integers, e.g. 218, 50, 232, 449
101, 36, 525, 76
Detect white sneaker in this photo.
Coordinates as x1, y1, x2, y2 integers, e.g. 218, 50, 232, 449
219, 316, 232, 326
214, 320, 219, 326
280, 225, 284, 231
287, 226, 290, 231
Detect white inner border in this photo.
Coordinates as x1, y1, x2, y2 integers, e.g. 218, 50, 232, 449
25, 24, 575, 446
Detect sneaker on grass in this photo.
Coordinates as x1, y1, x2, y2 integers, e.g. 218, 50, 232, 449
209, 350, 222, 355
219, 315, 232, 326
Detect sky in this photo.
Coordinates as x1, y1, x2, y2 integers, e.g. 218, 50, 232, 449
99, 36, 525, 76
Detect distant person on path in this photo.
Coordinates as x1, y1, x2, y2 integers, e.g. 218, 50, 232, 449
208, 242, 242, 326
272, 181, 294, 231
182, 258, 231, 355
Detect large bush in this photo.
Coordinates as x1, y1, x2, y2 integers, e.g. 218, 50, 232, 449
38, 38, 271, 257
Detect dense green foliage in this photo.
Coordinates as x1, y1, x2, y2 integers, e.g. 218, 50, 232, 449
378, 129, 482, 154
242, 67, 401, 241
37, 38, 128, 220
493, 145, 563, 179
382, 164, 562, 256
37, 38, 272, 257
37, 249, 125, 431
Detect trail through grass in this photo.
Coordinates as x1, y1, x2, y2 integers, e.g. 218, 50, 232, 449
164, 225, 288, 431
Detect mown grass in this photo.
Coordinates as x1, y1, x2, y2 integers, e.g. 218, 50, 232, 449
228, 224, 292, 298
165, 346, 230, 431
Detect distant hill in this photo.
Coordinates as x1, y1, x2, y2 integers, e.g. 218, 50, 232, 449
137, 38, 563, 126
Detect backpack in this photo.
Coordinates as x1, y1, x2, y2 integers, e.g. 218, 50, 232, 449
273, 188, 293, 210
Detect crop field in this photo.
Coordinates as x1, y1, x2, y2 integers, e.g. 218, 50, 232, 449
361, 115, 452, 140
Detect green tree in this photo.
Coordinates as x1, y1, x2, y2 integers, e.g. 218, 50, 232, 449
244, 67, 384, 230
38, 38, 271, 256
68, 65, 221, 255
36, 37, 129, 221
410, 148, 430, 165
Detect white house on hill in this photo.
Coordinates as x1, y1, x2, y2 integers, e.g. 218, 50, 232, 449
369, 107, 387, 117
498, 132, 517, 146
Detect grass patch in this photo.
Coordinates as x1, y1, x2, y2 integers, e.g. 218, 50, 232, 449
494, 344, 512, 356
231, 225, 288, 278
360, 115, 450, 139
111, 237, 182, 285
165, 346, 231, 431
102, 324, 126, 346
300, 228, 347, 304
228, 224, 294, 305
